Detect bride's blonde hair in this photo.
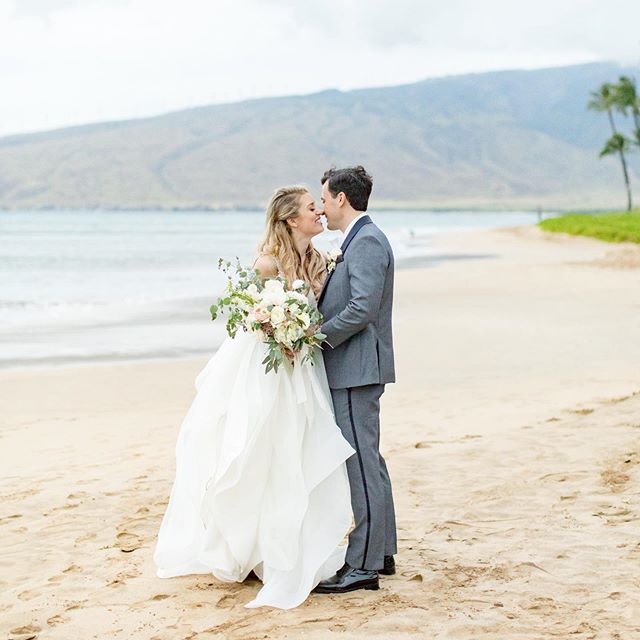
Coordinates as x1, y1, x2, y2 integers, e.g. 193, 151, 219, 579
258, 186, 326, 296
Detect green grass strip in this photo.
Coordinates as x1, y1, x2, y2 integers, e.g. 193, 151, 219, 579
539, 211, 640, 244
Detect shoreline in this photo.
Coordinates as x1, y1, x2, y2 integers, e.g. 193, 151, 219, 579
0, 227, 509, 373
0, 349, 211, 375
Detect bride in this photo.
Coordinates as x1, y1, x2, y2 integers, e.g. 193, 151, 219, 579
153, 186, 355, 609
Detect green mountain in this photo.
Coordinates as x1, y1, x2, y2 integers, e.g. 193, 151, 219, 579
1, 62, 638, 210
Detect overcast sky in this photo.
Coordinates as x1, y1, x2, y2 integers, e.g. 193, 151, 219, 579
1, 0, 639, 137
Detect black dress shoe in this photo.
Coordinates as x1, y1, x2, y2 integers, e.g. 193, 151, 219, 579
314, 564, 379, 594
378, 555, 396, 576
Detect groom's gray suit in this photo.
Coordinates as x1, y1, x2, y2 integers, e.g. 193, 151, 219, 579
318, 214, 397, 571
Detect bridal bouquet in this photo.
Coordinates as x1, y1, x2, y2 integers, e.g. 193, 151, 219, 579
210, 259, 326, 373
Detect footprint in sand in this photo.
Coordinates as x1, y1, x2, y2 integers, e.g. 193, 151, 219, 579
0, 488, 39, 502
0, 513, 23, 525
603, 392, 637, 405
115, 530, 143, 553
75, 532, 96, 545
107, 567, 141, 587
189, 581, 218, 591
9, 623, 41, 639
63, 564, 82, 574
215, 593, 240, 608
66, 491, 88, 500
113, 507, 159, 553
17, 589, 41, 601
524, 596, 558, 611
568, 408, 594, 415
46, 613, 68, 626
538, 471, 589, 482
107, 577, 125, 588
48, 564, 82, 582
404, 572, 424, 582
44, 502, 81, 516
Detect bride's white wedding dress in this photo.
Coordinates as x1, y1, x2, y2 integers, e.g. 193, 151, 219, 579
153, 313, 355, 609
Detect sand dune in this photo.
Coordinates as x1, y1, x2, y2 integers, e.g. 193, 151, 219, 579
1, 227, 639, 639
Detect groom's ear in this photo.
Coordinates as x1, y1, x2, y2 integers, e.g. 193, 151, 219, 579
337, 192, 347, 207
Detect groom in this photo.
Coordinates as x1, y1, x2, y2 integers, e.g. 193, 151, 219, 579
315, 166, 397, 594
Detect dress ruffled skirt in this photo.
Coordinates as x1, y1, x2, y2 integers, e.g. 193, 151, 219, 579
153, 331, 354, 609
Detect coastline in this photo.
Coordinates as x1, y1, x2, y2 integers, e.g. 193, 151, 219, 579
0, 223, 523, 373
2, 225, 640, 638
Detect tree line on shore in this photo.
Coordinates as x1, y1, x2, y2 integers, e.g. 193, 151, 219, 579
589, 75, 640, 211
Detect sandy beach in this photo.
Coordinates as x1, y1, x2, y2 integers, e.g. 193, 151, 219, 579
2, 226, 640, 639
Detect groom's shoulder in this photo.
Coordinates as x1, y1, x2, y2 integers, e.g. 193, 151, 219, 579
360, 220, 393, 254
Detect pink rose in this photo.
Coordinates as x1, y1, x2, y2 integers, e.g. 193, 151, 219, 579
254, 306, 270, 323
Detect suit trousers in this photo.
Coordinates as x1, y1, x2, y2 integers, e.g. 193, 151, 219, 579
330, 384, 397, 571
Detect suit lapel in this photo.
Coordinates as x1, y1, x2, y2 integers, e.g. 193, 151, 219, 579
340, 214, 372, 254
318, 215, 372, 305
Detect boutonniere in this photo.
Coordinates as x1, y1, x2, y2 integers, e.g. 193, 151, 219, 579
326, 248, 343, 273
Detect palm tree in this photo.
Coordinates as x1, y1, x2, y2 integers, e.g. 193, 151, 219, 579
614, 75, 640, 141
588, 82, 619, 134
600, 133, 633, 211
589, 80, 635, 211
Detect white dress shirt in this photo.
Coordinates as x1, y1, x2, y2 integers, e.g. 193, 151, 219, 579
340, 212, 369, 246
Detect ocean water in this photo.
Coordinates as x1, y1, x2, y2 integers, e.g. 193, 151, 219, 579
0, 209, 543, 368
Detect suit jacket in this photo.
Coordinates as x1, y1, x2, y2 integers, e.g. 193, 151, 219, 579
318, 215, 396, 389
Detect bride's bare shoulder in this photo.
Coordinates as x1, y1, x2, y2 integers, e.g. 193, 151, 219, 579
253, 254, 279, 279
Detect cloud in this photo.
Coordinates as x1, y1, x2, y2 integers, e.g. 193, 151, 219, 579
11, 0, 85, 16
0, 0, 638, 137
260, 0, 640, 56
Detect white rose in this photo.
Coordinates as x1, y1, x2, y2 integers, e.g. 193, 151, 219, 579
297, 311, 311, 329
261, 279, 285, 305
292, 279, 305, 290
287, 291, 307, 304
274, 325, 290, 346
265, 292, 285, 307
287, 324, 304, 343
262, 290, 286, 307
264, 279, 284, 293
270, 305, 286, 325
246, 283, 261, 301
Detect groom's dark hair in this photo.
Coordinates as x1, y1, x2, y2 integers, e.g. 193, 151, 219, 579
321, 165, 373, 212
